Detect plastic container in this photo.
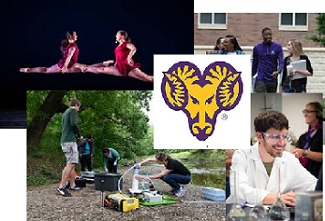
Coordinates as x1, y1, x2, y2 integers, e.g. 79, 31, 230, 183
131, 165, 140, 192
75, 177, 87, 188
202, 187, 226, 202
95, 173, 122, 191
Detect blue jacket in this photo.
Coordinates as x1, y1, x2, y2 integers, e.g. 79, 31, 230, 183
252, 41, 284, 82
216, 50, 245, 55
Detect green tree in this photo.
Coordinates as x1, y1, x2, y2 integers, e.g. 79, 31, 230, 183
308, 13, 325, 46
27, 91, 69, 147
27, 90, 153, 166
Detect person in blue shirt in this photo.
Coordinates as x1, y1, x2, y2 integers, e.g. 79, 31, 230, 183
102, 147, 120, 173
205, 37, 225, 54
216, 35, 245, 55
252, 27, 284, 93
78, 135, 95, 172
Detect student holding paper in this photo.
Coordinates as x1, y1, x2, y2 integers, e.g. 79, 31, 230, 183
281, 39, 313, 93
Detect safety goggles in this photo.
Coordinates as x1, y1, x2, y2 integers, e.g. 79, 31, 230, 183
262, 132, 292, 144
302, 109, 317, 114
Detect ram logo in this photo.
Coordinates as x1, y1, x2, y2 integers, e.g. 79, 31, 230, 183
161, 61, 243, 141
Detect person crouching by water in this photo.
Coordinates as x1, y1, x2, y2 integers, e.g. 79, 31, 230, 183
136, 152, 191, 197
102, 147, 120, 173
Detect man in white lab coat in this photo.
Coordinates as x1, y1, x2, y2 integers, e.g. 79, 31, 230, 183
227, 110, 317, 206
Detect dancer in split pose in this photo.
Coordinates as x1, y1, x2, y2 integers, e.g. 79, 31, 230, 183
84, 30, 154, 82
20, 31, 82, 74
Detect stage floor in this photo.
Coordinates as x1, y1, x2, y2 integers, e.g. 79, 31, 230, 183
0, 109, 26, 129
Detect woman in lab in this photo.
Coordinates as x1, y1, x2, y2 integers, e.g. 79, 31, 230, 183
291, 102, 323, 177
136, 152, 191, 197
281, 39, 313, 93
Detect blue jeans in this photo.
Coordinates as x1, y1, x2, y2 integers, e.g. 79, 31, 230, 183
161, 174, 191, 190
283, 84, 305, 93
226, 176, 230, 199
283, 85, 293, 93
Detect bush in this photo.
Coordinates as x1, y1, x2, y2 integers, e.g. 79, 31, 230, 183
27, 174, 52, 186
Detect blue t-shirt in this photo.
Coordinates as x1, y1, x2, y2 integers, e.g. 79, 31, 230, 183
83, 141, 90, 155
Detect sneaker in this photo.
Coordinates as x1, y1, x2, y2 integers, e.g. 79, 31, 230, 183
57, 187, 71, 197
175, 187, 186, 197
64, 181, 70, 189
69, 186, 80, 190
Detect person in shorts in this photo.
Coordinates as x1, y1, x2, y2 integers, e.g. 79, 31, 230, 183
57, 98, 82, 197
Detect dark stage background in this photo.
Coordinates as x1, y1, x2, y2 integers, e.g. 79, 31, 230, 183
1, 0, 194, 90
0, 90, 26, 128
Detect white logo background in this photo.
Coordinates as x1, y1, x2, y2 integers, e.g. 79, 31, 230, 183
154, 55, 251, 149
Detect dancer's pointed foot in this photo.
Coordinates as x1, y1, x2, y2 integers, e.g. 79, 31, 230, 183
20, 68, 30, 73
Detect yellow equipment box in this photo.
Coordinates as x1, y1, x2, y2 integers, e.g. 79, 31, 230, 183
104, 194, 139, 212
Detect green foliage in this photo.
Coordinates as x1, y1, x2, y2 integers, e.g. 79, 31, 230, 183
27, 164, 61, 186
308, 13, 325, 46
27, 90, 154, 180
27, 90, 227, 189
27, 174, 52, 186
26, 90, 50, 125
169, 149, 225, 160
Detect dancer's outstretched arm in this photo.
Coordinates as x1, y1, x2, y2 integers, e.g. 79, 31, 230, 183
126, 43, 136, 65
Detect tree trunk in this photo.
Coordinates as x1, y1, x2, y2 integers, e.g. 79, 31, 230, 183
27, 91, 69, 147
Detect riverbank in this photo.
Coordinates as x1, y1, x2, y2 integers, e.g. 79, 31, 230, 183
27, 165, 226, 221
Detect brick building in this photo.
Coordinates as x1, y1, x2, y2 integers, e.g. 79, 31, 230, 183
194, 13, 321, 47
194, 13, 325, 94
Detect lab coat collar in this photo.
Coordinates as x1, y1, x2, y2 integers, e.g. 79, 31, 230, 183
249, 142, 288, 164
250, 142, 262, 161
249, 142, 288, 186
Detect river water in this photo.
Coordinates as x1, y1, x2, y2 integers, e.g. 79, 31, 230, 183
181, 158, 225, 191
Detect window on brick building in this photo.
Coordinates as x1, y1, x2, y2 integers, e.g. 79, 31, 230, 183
198, 13, 227, 29
279, 13, 308, 31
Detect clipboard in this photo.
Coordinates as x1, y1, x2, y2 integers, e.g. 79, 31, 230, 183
287, 60, 307, 80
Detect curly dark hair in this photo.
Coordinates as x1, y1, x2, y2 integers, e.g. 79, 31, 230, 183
254, 110, 289, 133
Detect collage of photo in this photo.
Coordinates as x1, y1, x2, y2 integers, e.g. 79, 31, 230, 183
1, 1, 324, 220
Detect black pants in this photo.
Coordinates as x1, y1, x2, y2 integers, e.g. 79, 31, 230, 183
254, 79, 277, 93
106, 160, 118, 173
80, 154, 92, 171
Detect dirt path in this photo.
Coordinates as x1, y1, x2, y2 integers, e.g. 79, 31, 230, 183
27, 166, 226, 221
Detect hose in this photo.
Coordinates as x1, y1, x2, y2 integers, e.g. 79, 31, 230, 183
118, 165, 137, 193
